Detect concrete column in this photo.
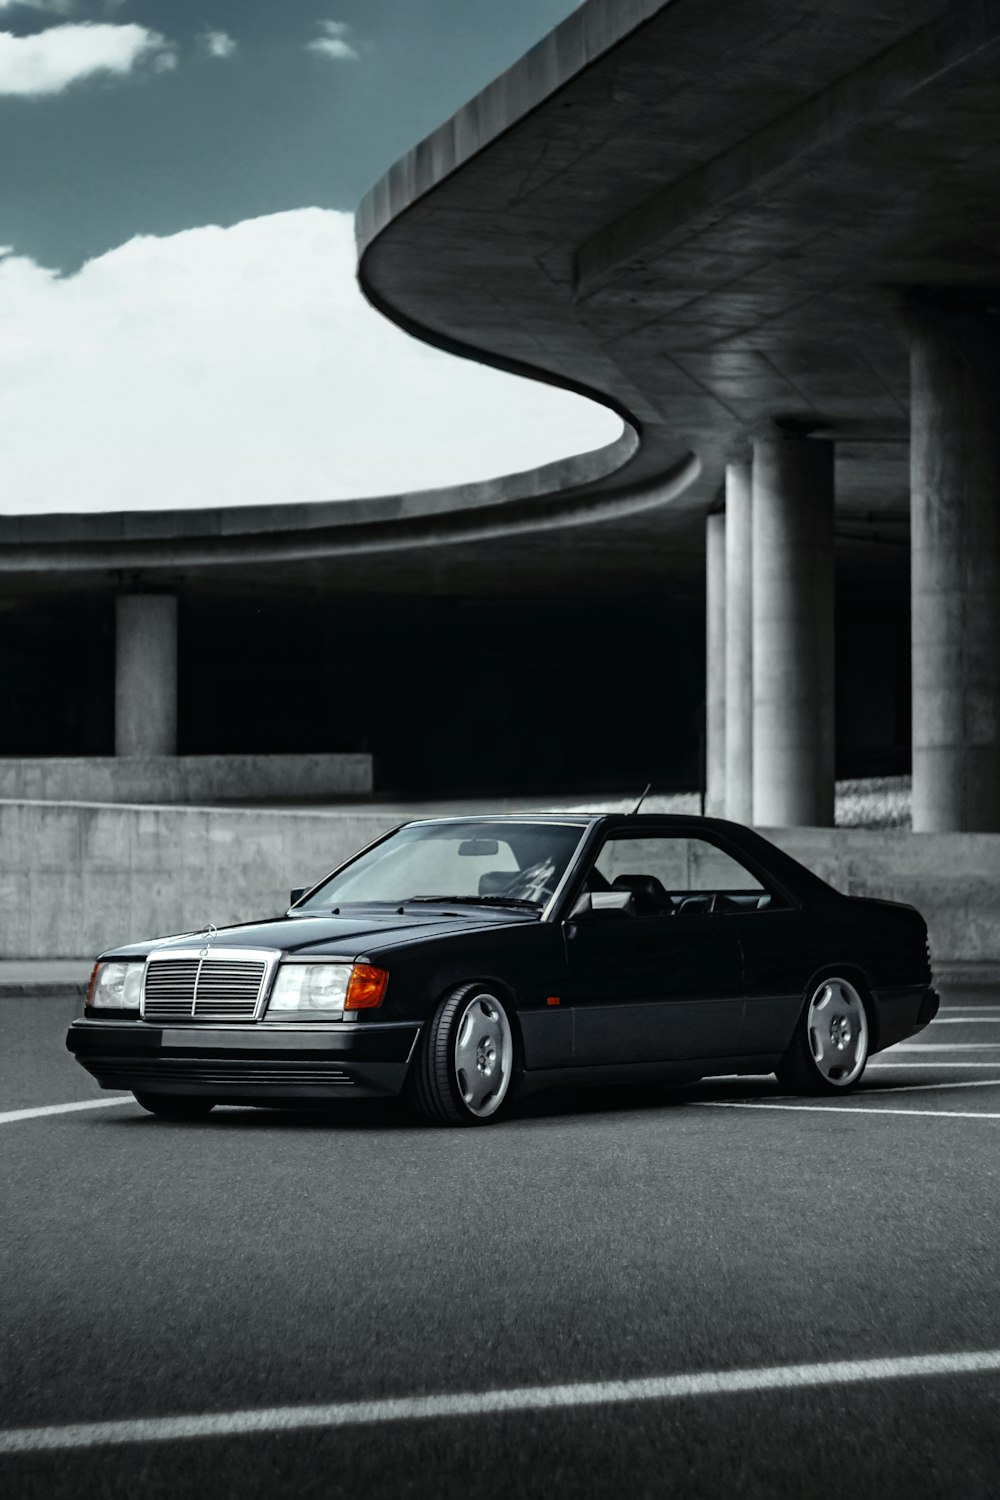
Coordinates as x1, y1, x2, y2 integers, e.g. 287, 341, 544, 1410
752, 435, 834, 827
724, 461, 753, 823
115, 594, 178, 756
705, 512, 726, 816
910, 305, 1000, 831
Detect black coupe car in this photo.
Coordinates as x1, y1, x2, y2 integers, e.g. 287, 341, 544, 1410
66, 814, 939, 1125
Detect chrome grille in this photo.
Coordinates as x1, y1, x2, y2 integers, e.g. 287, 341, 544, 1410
143, 959, 200, 1018
142, 949, 277, 1022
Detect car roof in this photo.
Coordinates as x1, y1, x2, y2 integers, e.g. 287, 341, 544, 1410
399, 812, 751, 832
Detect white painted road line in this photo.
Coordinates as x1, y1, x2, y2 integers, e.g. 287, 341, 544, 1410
859, 1079, 1000, 1095
868, 1062, 1000, 1068
0, 1097, 132, 1126
928, 1017, 1000, 1024
699, 1101, 1000, 1120
892, 1044, 1000, 1051
2, 1349, 1000, 1455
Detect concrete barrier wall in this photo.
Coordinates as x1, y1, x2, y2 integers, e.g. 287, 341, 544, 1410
0, 754, 372, 805
0, 800, 393, 958
2, 798, 998, 961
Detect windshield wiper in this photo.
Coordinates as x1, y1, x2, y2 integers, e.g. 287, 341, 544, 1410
404, 895, 540, 911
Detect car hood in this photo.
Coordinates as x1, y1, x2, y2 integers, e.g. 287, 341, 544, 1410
107, 907, 533, 961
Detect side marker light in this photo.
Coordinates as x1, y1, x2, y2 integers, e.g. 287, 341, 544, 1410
546, 996, 561, 1007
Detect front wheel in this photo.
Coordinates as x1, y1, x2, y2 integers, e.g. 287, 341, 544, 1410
409, 984, 519, 1125
133, 1092, 216, 1120
776, 975, 870, 1094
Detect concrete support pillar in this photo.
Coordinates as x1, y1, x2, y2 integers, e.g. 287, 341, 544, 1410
705, 512, 726, 816
115, 594, 178, 756
751, 435, 834, 827
910, 305, 1000, 831
724, 461, 753, 823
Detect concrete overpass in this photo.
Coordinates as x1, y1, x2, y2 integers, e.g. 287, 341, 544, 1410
356, 0, 1000, 832
3, 0, 998, 824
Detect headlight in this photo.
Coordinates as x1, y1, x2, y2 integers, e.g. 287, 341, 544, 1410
266, 962, 388, 1018
87, 961, 143, 1013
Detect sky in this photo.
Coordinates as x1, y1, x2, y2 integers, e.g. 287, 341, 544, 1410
0, 0, 621, 513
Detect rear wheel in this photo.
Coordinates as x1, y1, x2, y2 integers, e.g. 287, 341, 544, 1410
776, 975, 870, 1094
133, 1092, 216, 1120
409, 983, 519, 1125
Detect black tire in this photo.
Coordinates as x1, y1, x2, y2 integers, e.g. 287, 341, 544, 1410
776, 973, 870, 1095
408, 982, 521, 1126
133, 1092, 216, 1120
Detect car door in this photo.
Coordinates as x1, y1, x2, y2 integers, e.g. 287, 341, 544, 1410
562, 831, 744, 1068
721, 901, 820, 1057
685, 832, 814, 1058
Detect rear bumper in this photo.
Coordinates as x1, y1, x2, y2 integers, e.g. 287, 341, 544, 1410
66, 1018, 421, 1100
871, 984, 940, 1052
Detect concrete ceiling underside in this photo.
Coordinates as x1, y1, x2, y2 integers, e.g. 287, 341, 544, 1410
356, 0, 1000, 581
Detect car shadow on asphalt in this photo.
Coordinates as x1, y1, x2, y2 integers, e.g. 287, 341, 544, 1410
96, 1074, 797, 1133
94, 1066, 977, 1133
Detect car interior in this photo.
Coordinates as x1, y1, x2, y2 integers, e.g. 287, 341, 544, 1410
477, 865, 775, 914
586, 869, 775, 916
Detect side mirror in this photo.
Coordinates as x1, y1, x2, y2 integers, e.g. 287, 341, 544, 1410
568, 890, 635, 920
289, 887, 307, 906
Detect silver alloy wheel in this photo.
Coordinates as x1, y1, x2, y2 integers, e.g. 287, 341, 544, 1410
453, 992, 513, 1118
807, 977, 869, 1086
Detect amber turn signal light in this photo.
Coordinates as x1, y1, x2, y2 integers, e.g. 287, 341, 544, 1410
85, 961, 100, 1006
344, 964, 389, 1010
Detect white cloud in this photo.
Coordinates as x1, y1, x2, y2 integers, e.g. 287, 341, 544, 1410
0, 209, 622, 514
199, 29, 236, 60
308, 19, 358, 61
0, 21, 176, 96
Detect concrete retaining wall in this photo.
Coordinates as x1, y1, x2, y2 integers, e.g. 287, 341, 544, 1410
0, 754, 372, 805
2, 798, 998, 961
0, 800, 391, 959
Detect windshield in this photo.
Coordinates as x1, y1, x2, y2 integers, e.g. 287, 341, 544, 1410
298, 820, 588, 911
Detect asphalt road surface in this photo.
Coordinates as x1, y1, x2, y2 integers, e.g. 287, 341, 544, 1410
3, 986, 1000, 1499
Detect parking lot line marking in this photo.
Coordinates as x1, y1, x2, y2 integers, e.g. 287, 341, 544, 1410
858, 1079, 1000, 1095
698, 1101, 1000, 1120
0, 1097, 132, 1126
928, 1017, 1000, 1024
892, 1044, 1000, 1051
868, 1062, 1000, 1068
1, 1348, 1000, 1455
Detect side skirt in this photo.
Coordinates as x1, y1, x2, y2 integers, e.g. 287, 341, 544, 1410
519, 1055, 781, 1095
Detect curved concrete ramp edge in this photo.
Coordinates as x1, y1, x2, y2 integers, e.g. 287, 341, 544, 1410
0, 426, 660, 577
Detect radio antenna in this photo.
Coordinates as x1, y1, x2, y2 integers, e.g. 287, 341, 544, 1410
631, 783, 653, 815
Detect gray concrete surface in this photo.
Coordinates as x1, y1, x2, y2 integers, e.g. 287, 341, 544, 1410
751, 435, 834, 828
704, 513, 726, 818
115, 595, 178, 758
0, 754, 372, 805
0, 429, 651, 595
3, 991, 1000, 1497
910, 302, 1000, 833
724, 462, 753, 824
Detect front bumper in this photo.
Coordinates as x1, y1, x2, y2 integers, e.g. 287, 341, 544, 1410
66, 1019, 421, 1101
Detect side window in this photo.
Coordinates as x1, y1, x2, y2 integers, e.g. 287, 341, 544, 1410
592, 834, 772, 916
